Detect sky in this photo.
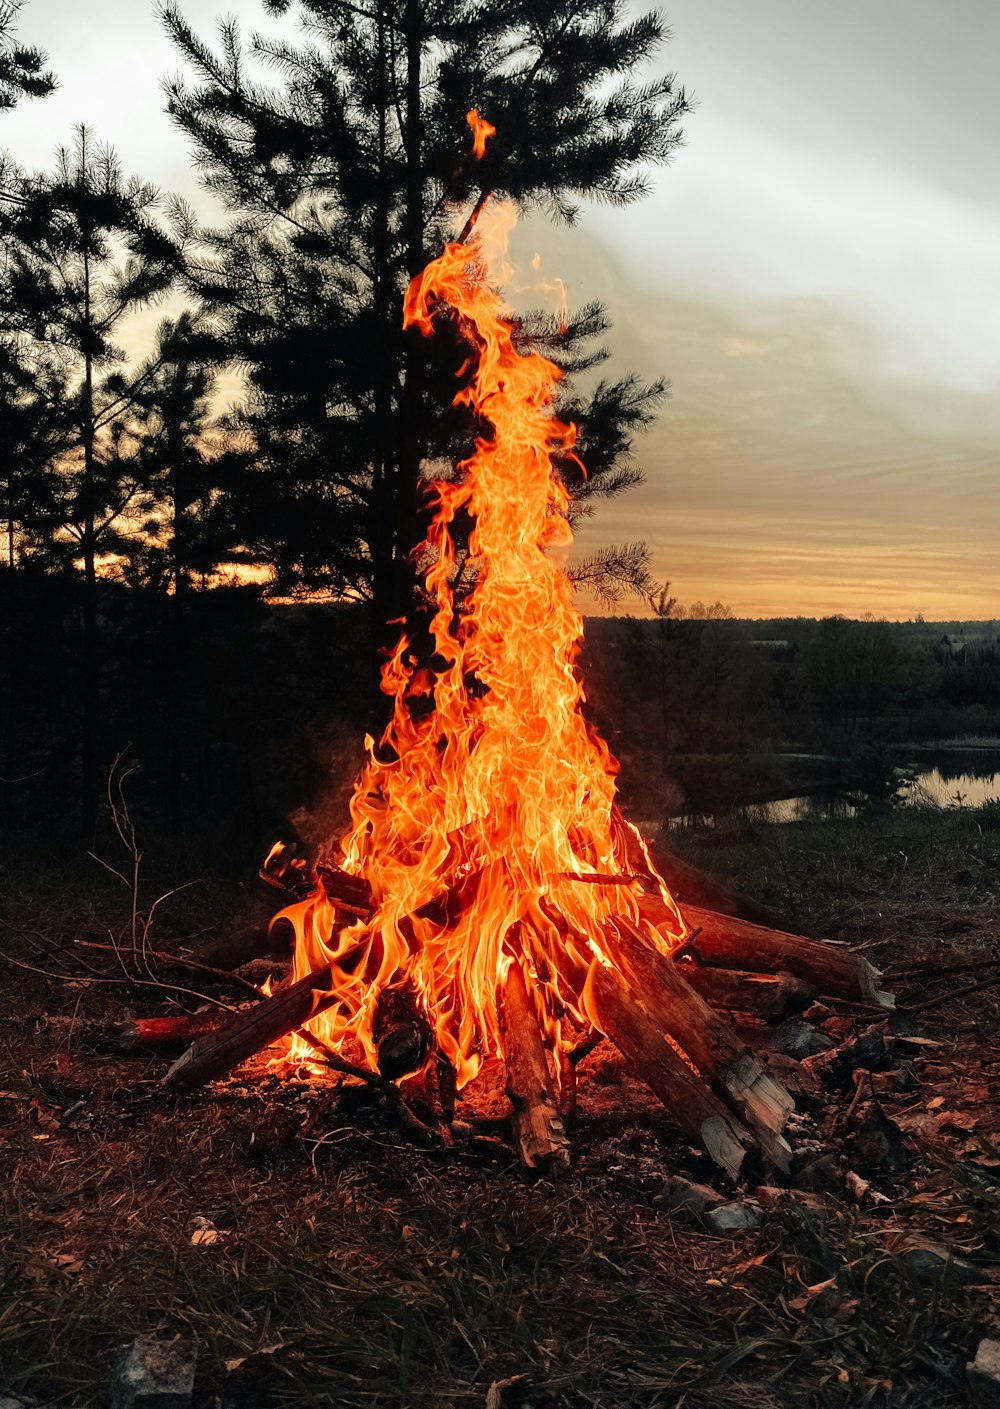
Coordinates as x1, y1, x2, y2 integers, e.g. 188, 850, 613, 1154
4, 0, 999, 620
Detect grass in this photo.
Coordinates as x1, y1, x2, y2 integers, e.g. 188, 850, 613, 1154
1, 807, 999, 1407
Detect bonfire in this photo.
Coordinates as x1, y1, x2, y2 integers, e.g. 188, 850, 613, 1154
162, 115, 892, 1175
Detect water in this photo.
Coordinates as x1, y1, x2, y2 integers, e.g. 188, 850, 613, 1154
675, 747, 1000, 827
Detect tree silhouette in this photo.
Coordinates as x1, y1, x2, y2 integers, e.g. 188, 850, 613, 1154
160, 0, 688, 640
0, 128, 183, 830
0, 1, 55, 111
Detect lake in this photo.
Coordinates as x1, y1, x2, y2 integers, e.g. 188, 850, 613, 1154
671, 747, 1000, 828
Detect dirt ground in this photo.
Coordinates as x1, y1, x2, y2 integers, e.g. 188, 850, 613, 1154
1, 806, 999, 1408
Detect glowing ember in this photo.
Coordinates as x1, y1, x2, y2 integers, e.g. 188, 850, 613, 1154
277, 112, 685, 1094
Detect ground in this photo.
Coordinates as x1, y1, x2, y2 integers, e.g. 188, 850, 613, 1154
1, 806, 999, 1408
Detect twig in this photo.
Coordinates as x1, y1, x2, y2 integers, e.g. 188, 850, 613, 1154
456, 188, 492, 246
72, 939, 264, 996
293, 1028, 384, 1086
905, 973, 1000, 1015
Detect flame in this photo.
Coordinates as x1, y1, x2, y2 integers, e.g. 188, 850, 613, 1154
277, 178, 684, 1089
466, 109, 495, 161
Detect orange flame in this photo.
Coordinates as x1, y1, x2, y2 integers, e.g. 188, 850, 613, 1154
278, 186, 684, 1089
466, 109, 495, 161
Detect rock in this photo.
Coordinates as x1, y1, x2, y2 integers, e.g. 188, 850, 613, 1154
110, 1336, 199, 1409
893, 1236, 982, 1286
660, 1176, 726, 1217
703, 1200, 762, 1234
777, 1019, 834, 1060
755, 1185, 832, 1217
968, 1339, 1000, 1409
849, 1103, 909, 1175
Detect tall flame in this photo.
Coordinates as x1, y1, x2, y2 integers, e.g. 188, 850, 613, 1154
279, 122, 684, 1089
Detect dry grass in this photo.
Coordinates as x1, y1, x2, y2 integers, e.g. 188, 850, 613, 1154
1, 809, 998, 1407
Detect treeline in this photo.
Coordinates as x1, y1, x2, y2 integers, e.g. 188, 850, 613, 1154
0, 0, 690, 841
581, 613, 1000, 820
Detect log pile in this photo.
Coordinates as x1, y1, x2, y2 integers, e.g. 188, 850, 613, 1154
144, 844, 893, 1179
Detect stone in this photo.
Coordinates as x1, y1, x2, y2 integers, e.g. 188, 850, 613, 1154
894, 1236, 982, 1285
968, 1339, 1000, 1409
703, 1200, 762, 1234
660, 1176, 726, 1218
110, 1335, 199, 1409
777, 1019, 834, 1060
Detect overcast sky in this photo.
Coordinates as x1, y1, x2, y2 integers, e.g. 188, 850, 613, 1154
4, 0, 999, 619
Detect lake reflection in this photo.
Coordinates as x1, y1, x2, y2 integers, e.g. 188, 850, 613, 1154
767, 748, 1000, 823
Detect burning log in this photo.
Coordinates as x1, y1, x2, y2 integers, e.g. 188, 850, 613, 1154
599, 917, 794, 1168
497, 959, 570, 1172
316, 862, 375, 918
677, 966, 817, 1021
374, 982, 432, 1080
162, 949, 369, 1094
115, 1008, 237, 1054
677, 906, 894, 1009
586, 964, 753, 1180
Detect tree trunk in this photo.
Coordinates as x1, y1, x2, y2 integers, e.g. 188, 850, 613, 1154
80, 253, 99, 838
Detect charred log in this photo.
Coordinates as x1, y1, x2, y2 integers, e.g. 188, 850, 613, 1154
677, 965, 817, 1021
586, 963, 753, 1179
600, 917, 794, 1169
374, 982, 432, 1080
678, 905, 894, 1009
114, 1009, 237, 1054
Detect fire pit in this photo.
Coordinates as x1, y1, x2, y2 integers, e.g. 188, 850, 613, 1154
159, 116, 892, 1175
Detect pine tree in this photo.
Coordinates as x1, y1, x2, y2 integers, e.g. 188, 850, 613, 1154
112, 312, 243, 593
0, 0, 55, 111
0, 128, 183, 830
160, 0, 688, 636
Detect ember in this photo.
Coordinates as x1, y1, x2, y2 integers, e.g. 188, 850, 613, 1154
164, 115, 892, 1174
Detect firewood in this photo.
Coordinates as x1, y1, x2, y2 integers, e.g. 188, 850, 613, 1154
497, 959, 570, 1172
586, 963, 753, 1179
677, 965, 817, 1021
162, 942, 372, 1094
674, 905, 895, 1009
114, 1009, 237, 1054
599, 917, 794, 1169
374, 982, 432, 1079
316, 862, 375, 917
400, 1049, 457, 1132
